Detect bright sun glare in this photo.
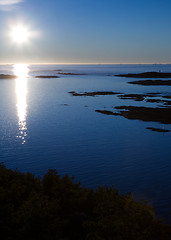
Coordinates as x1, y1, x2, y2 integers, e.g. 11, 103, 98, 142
11, 25, 30, 44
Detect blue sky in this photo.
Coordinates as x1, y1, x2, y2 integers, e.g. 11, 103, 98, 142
0, 0, 171, 63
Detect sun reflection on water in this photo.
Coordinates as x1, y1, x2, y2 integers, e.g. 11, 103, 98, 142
14, 64, 29, 144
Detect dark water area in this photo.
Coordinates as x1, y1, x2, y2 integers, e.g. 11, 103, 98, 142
0, 64, 171, 223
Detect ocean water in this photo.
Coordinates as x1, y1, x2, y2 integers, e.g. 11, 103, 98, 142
0, 64, 171, 222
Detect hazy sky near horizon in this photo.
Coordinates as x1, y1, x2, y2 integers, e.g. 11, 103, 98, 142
0, 0, 171, 64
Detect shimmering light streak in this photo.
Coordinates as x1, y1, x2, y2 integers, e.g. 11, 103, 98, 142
14, 64, 28, 144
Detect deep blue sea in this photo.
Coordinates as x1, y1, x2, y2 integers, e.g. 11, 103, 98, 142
0, 64, 171, 222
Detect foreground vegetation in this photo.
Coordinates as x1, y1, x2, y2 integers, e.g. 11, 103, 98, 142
0, 163, 171, 240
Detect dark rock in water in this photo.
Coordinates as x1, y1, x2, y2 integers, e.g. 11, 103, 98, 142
117, 93, 171, 106
147, 92, 162, 95
115, 72, 171, 78
69, 91, 121, 96
146, 99, 171, 105
36, 75, 60, 78
146, 127, 170, 133
58, 72, 87, 75
96, 106, 171, 124
163, 101, 171, 106
0, 74, 16, 79
95, 110, 120, 116
128, 80, 171, 86
162, 95, 171, 99
118, 94, 145, 101
146, 99, 164, 103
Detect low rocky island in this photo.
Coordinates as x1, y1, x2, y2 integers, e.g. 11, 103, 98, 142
0, 74, 16, 79
115, 72, 171, 78
96, 106, 171, 124
36, 75, 60, 78
128, 80, 171, 86
69, 91, 121, 96
58, 72, 87, 75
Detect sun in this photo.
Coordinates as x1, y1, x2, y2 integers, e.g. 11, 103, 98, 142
11, 25, 30, 44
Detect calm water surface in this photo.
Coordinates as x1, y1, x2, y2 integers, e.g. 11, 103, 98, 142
0, 64, 171, 222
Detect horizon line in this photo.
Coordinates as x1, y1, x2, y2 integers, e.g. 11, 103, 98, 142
1, 62, 171, 65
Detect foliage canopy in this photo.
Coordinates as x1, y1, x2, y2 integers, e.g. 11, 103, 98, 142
0, 163, 170, 240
